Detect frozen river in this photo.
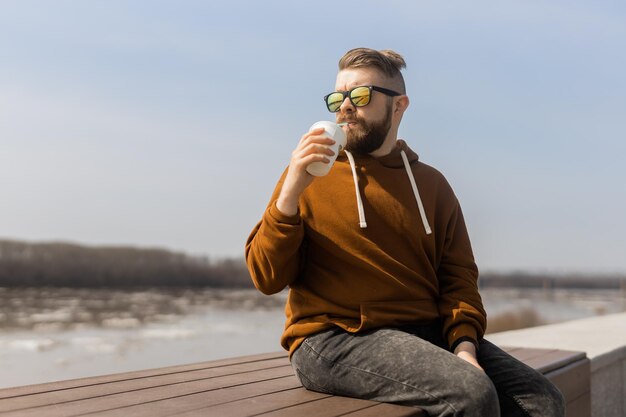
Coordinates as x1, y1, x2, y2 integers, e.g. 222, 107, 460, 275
0, 287, 624, 388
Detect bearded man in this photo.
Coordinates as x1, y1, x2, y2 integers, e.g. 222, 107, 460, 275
245, 48, 564, 417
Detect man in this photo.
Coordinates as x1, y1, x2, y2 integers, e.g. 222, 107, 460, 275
245, 48, 564, 417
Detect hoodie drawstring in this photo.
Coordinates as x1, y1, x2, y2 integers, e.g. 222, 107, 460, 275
345, 150, 368, 228
401, 150, 432, 235
344, 149, 432, 235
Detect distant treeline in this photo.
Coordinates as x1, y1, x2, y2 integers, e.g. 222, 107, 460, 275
479, 271, 626, 290
0, 239, 252, 288
1, 239, 624, 289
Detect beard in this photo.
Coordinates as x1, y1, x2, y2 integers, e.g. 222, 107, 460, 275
340, 101, 393, 155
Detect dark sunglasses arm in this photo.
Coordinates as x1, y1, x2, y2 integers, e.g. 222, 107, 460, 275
371, 86, 402, 96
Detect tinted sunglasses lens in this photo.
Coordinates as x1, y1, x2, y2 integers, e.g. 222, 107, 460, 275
326, 92, 345, 112
350, 87, 371, 107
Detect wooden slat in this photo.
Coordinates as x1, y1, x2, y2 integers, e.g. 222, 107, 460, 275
339, 402, 427, 417
86, 376, 303, 417
252, 395, 380, 417
522, 350, 587, 374
500, 346, 522, 354
0, 366, 295, 417
174, 386, 332, 417
505, 347, 559, 362
0, 351, 286, 399
502, 347, 586, 374
0, 357, 289, 412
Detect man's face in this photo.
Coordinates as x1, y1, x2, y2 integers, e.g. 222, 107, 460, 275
334, 68, 395, 155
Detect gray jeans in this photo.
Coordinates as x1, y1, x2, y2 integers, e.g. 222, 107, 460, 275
291, 325, 565, 417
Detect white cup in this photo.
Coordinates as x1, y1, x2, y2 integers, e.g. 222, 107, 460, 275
305, 121, 347, 177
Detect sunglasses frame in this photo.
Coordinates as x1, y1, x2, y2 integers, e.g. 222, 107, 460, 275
324, 85, 402, 112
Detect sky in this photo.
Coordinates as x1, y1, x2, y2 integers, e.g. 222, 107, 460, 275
1, 1, 625, 273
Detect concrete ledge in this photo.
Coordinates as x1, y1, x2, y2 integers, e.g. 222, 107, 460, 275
488, 312, 626, 417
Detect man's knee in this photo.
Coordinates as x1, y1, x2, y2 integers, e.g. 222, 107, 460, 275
462, 372, 500, 417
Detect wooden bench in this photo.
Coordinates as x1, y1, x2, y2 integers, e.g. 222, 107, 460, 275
0, 347, 590, 417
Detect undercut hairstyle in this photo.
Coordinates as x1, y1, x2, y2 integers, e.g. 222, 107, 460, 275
338, 48, 406, 93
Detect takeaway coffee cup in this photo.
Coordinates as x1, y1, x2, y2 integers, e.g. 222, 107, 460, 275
305, 121, 347, 177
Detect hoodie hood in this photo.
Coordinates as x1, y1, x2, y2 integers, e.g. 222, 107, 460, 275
336, 139, 419, 168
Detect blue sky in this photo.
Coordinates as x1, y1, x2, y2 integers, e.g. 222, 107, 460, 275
1, 1, 625, 273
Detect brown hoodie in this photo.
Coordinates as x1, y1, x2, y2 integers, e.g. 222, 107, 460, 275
245, 140, 486, 356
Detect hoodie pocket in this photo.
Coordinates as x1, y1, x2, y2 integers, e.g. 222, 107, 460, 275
359, 299, 439, 331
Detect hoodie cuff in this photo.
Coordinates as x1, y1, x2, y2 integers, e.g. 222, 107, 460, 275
268, 201, 301, 225
450, 336, 479, 353
447, 324, 479, 351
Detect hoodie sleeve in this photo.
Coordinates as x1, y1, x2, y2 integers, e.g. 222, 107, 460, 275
245, 170, 306, 295
436, 198, 487, 350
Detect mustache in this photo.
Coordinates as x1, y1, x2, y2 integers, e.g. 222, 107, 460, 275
337, 115, 360, 124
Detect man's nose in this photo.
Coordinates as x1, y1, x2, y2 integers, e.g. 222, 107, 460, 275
339, 95, 355, 113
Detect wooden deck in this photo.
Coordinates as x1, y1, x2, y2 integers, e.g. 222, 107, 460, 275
0, 347, 590, 417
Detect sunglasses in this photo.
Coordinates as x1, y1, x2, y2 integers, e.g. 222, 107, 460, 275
324, 85, 401, 112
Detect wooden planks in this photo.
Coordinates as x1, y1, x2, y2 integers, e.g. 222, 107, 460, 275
0, 360, 293, 414
0, 351, 286, 400
0, 347, 588, 417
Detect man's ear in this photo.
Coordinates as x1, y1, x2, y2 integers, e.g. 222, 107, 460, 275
394, 95, 410, 114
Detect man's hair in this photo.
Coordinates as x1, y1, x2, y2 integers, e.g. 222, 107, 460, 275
338, 48, 406, 93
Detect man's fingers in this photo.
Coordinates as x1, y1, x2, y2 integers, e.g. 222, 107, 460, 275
292, 143, 335, 162
299, 129, 336, 146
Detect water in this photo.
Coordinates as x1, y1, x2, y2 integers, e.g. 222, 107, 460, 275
0, 287, 623, 389
0, 288, 287, 389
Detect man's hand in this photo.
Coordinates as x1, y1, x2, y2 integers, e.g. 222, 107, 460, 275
276, 127, 336, 215
454, 341, 484, 372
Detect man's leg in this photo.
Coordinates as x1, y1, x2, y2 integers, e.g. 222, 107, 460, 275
478, 340, 565, 417
291, 327, 500, 417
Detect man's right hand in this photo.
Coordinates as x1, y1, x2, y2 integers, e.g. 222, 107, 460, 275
276, 127, 336, 216
454, 341, 484, 372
